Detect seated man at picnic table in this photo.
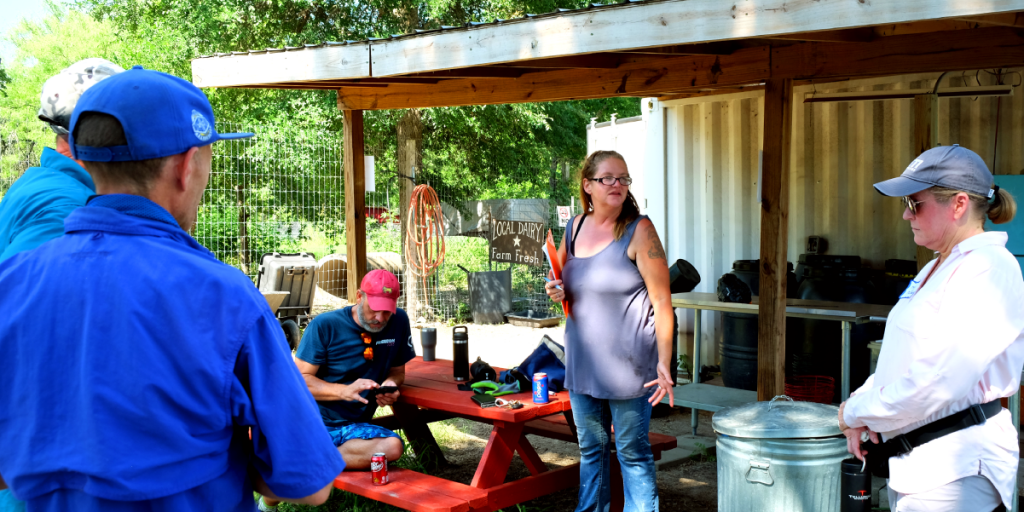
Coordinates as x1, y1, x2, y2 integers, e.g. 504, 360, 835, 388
260, 269, 414, 512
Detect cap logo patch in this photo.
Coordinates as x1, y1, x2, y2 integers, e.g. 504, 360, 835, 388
383, 287, 393, 294
905, 159, 925, 173
191, 110, 212, 142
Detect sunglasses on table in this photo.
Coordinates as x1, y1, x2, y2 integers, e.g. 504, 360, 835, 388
362, 333, 374, 361
901, 196, 925, 215
588, 176, 633, 186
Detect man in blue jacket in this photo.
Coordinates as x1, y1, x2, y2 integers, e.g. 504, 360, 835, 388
0, 67, 345, 511
0, 58, 123, 263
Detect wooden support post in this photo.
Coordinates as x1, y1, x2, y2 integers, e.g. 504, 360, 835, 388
913, 93, 939, 270
344, 109, 367, 302
757, 78, 793, 401
398, 111, 423, 317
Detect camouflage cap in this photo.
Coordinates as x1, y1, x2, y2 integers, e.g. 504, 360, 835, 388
38, 58, 124, 135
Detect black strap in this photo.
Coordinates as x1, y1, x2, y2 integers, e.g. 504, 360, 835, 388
569, 214, 586, 256
885, 400, 1002, 456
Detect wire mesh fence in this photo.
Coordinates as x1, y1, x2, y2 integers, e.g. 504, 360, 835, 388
199, 122, 345, 281
1, 119, 580, 323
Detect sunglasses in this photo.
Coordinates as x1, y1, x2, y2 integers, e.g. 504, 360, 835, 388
362, 333, 374, 361
901, 196, 925, 215
588, 176, 633, 186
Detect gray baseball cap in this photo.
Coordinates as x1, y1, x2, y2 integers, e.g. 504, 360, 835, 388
874, 144, 995, 199
38, 58, 124, 135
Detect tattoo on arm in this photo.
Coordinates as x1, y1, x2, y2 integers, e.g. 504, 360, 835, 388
646, 226, 666, 260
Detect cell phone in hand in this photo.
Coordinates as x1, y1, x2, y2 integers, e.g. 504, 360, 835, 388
374, 386, 399, 395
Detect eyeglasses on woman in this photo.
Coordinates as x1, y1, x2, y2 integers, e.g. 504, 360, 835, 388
588, 176, 632, 186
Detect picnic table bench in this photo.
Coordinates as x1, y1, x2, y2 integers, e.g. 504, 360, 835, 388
331, 357, 677, 512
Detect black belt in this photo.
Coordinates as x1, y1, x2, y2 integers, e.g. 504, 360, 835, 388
862, 400, 1003, 478
886, 399, 1002, 456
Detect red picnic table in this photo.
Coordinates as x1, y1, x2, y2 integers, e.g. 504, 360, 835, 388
333, 357, 676, 512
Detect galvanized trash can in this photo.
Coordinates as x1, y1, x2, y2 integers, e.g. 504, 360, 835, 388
713, 396, 849, 512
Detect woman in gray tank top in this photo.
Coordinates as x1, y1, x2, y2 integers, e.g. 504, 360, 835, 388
544, 150, 674, 512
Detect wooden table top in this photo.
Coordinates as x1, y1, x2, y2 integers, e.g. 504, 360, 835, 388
401, 358, 571, 423
670, 292, 893, 322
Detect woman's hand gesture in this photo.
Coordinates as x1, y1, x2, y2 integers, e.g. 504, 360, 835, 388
644, 360, 675, 405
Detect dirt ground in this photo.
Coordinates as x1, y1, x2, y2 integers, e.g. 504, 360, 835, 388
420, 407, 719, 512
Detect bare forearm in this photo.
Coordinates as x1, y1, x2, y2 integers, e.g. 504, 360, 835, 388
652, 299, 674, 364
303, 374, 348, 401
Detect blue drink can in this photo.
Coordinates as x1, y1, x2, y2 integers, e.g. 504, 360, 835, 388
532, 373, 549, 404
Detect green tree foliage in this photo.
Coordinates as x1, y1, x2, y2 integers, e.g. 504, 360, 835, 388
2, 0, 640, 279
1, 3, 121, 154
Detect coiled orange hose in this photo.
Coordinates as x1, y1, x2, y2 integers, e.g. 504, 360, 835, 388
405, 185, 446, 289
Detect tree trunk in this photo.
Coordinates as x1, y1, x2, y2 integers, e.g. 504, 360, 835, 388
398, 109, 424, 319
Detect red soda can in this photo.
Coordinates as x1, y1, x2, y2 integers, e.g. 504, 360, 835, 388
371, 452, 389, 485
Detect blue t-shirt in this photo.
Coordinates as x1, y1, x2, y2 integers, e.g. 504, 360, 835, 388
0, 195, 344, 512
296, 307, 415, 426
0, 147, 95, 262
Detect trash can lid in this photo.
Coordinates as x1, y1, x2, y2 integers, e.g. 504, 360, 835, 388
712, 396, 843, 439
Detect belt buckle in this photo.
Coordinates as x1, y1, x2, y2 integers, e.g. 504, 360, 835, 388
892, 434, 914, 456
968, 403, 987, 425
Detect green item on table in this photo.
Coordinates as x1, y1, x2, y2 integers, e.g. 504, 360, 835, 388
471, 380, 519, 396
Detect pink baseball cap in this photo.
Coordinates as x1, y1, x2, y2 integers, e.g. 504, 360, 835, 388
360, 269, 401, 313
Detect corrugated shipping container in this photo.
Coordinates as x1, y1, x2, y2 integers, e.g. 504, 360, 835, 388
639, 70, 1024, 365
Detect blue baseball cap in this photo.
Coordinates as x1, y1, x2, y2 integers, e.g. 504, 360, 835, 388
69, 66, 252, 162
874, 144, 995, 199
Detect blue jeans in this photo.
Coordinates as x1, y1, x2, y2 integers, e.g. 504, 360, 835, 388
570, 391, 658, 512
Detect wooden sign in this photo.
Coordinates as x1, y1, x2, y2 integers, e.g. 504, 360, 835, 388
490, 219, 545, 266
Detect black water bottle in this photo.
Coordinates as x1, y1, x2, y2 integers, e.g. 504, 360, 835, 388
452, 326, 469, 381
840, 458, 872, 512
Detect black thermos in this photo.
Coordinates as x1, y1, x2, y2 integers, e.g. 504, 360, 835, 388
452, 326, 469, 381
420, 327, 437, 361
840, 458, 872, 512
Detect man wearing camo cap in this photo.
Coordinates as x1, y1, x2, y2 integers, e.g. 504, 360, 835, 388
0, 58, 123, 262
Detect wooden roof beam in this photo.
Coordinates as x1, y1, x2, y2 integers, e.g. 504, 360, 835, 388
339, 47, 770, 109
871, 19, 979, 37
772, 27, 1024, 81
404, 68, 526, 79
612, 42, 741, 56
193, 43, 371, 88
347, 78, 442, 84
955, 12, 1024, 27
766, 27, 876, 43
368, 0, 1024, 77
495, 54, 622, 69
339, 27, 1024, 110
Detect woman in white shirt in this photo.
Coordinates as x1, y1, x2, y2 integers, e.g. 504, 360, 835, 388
839, 144, 1023, 512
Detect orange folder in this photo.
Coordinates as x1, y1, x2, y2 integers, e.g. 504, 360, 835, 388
544, 229, 571, 319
